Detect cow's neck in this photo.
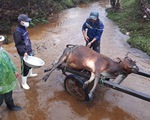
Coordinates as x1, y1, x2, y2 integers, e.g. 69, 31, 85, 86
100, 62, 123, 79
118, 61, 128, 75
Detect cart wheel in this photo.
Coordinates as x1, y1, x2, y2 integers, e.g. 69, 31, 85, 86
64, 74, 89, 101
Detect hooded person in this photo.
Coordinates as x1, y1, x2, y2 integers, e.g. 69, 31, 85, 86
13, 14, 37, 90
0, 35, 22, 111
82, 11, 104, 53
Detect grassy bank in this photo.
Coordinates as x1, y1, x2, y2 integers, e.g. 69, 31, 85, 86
106, 0, 150, 56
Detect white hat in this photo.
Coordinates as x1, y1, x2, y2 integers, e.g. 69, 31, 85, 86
0, 35, 5, 42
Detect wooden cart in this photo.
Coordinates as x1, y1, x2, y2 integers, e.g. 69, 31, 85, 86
45, 64, 150, 102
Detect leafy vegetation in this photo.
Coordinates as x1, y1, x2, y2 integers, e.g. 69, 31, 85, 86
107, 0, 150, 56
0, 0, 95, 35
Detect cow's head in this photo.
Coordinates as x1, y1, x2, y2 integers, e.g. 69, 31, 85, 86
119, 57, 139, 74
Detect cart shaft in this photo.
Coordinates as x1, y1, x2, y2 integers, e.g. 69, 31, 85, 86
103, 80, 150, 102
136, 71, 150, 78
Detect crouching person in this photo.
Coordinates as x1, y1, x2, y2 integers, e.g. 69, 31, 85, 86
0, 35, 22, 111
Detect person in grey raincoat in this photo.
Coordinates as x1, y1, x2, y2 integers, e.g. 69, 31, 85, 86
82, 11, 104, 53
0, 35, 22, 111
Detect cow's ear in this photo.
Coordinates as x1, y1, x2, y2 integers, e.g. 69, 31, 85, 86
114, 57, 122, 63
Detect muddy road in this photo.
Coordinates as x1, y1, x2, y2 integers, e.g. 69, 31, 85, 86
1, 1, 150, 120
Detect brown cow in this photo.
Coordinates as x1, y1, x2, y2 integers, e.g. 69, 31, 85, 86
43, 44, 139, 100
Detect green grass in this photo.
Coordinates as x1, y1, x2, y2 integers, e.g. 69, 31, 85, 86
107, 0, 150, 56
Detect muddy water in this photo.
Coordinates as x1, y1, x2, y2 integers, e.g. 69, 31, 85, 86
1, 1, 150, 120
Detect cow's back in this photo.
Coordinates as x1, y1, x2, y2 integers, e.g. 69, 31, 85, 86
67, 46, 109, 70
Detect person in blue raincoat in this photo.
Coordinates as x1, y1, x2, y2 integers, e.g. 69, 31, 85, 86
82, 11, 104, 53
0, 35, 22, 111
13, 14, 37, 90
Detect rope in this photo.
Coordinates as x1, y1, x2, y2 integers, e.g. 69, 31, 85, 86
63, 45, 79, 73
99, 77, 105, 84
94, 75, 105, 84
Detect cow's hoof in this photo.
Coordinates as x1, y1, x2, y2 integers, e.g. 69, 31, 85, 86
88, 92, 93, 101
83, 82, 88, 89
43, 75, 48, 82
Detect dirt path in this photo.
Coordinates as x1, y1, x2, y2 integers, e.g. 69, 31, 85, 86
1, 1, 150, 120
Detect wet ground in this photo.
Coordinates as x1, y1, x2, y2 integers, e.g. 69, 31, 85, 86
1, 1, 150, 120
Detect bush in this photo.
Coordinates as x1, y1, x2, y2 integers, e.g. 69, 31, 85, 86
107, 0, 150, 56
0, 0, 94, 35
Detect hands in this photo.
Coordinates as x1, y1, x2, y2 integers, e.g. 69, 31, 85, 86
87, 38, 96, 47
82, 30, 89, 41
15, 72, 20, 78
84, 35, 89, 41
24, 52, 28, 58
83, 34, 91, 47
87, 42, 92, 47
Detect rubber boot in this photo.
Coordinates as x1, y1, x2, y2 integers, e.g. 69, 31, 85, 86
28, 68, 38, 77
21, 76, 30, 90
6, 100, 22, 111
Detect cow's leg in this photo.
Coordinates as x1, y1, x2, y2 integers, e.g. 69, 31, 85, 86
83, 72, 95, 89
49, 55, 67, 74
43, 48, 70, 81
88, 71, 101, 100
88, 77, 99, 100
43, 55, 67, 81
